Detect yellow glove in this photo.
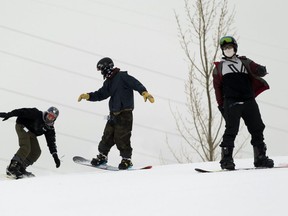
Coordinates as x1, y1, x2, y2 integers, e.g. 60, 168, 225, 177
78, 93, 90, 102
142, 91, 154, 103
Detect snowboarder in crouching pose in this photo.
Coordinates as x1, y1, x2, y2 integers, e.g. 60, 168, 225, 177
213, 36, 274, 170
0, 107, 61, 179
78, 57, 154, 170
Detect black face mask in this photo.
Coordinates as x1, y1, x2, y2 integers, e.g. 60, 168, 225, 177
100, 66, 112, 79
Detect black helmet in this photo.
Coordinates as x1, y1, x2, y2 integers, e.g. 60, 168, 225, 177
219, 36, 238, 52
45, 106, 59, 126
96, 57, 114, 79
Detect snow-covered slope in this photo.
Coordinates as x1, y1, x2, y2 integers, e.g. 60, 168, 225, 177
1, 156, 288, 216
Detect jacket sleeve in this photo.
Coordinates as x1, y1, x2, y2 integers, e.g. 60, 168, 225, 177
44, 129, 57, 154
88, 82, 110, 101
8, 108, 40, 118
240, 56, 267, 77
240, 56, 270, 97
212, 63, 223, 106
123, 73, 147, 95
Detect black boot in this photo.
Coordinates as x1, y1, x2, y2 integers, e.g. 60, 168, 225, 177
118, 158, 133, 170
220, 147, 235, 170
91, 153, 108, 166
20, 160, 35, 177
6, 160, 23, 179
253, 144, 274, 168
19, 166, 35, 178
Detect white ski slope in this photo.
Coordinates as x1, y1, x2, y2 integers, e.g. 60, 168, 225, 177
1, 156, 288, 216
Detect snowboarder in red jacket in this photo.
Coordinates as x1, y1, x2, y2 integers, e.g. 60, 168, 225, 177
213, 36, 274, 170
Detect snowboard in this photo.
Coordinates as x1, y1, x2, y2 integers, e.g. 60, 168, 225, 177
5, 172, 35, 180
73, 156, 152, 171
195, 164, 288, 173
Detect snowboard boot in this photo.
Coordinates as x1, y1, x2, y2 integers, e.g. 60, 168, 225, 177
19, 166, 35, 178
6, 160, 23, 179
253, 144, 274, 168
91, 153, 108, 166
118, 158, 133, 170
220, 147, 235, 170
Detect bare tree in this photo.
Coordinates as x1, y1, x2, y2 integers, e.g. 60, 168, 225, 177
171, 0, 236, 162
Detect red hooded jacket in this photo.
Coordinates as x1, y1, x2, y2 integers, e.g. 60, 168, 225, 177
213, 56, 269, 106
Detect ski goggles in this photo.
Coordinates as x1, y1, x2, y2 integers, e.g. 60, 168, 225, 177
46, 112, 57, 121
220, 37, 233, 46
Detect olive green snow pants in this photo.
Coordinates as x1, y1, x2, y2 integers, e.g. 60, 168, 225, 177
14, 123, 41, 165
98, 110, 133, 159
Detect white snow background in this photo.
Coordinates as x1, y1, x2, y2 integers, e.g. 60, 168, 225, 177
1, 1, 288, 215
1, 156, 288, 216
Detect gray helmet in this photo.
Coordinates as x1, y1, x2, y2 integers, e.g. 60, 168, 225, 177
45, 106, 59, 126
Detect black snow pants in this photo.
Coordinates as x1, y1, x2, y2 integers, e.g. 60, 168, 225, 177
220, 98, 265, 148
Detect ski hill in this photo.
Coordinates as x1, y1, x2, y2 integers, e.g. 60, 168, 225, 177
1, 156, 288, 216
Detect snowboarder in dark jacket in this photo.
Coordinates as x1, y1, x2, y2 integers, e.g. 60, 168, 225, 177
0, 107, 61, 179
78, 57, 154, 170
213, 36, 274, 170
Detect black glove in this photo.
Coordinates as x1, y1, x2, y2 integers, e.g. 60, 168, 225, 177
52, 153, 61, 168
218, 105, 224, 117
0, 112, 13, 121
0, 112, 10, 121
256, 66, 267, 77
